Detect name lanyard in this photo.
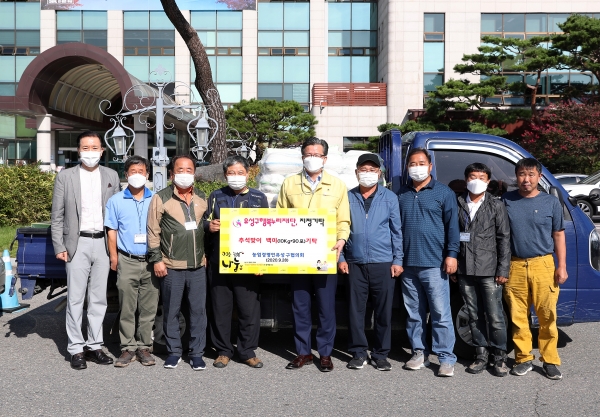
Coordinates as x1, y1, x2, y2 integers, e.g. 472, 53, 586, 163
463, 209, 471, 230
231, 193, 248, 208
133, 196, 147, 244
134, 198, 145, 234
184, 198, 194, 222
183, 194, 198, 231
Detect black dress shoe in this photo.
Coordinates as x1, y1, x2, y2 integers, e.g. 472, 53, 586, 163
286, 354, 313, 369
84, 348, 114, 365
71, 352, 87, 370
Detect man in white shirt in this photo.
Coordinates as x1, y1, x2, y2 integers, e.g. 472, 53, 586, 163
51, 131, 120, 370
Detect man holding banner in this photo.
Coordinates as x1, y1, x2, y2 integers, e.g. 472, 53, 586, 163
276, 137, 350, 372
204, 156, 269, 369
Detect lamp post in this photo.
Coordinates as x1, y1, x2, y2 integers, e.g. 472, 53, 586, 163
100, 66, 219, 191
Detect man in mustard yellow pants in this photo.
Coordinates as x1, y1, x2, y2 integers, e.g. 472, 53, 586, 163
502, 158, 568, 380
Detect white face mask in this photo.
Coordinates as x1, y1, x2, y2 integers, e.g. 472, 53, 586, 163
467, 178, 489, 195
227, 175, 247, 191
173, 173, 195, 188
357, 172, 379, 188
408, 165, 430, 182
127, 173, 147, 189
80, 151, 101, 168
303, 156, 324, 173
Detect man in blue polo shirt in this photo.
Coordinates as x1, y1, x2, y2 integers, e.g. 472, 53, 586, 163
105, 155, 157, 368
398, 147, 460, 377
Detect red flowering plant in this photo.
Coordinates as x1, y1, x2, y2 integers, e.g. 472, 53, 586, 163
519, 102, 600, 174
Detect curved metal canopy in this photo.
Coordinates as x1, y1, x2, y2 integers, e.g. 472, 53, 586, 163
48, 64, 120, 123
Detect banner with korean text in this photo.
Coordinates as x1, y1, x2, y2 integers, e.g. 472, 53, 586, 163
219, 208, 337, 274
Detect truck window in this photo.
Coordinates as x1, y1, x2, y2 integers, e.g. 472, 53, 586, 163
432, 150, 518, 198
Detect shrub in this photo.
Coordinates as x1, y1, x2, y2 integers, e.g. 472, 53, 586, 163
0, 164, 55, 226
519, 103, 600, 174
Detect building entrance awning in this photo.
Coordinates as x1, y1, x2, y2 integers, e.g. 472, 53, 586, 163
0, 43, 193, 131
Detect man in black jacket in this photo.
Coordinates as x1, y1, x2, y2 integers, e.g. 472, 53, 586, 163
451, 163, 511, 376
204, 156, 269, 369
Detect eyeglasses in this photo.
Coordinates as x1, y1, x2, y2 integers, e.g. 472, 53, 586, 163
357, 169, 379, 173
303, 154, 325, 158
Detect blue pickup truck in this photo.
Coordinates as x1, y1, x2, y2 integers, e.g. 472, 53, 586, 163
12, 130, 600, 358
379, 130, 600, 357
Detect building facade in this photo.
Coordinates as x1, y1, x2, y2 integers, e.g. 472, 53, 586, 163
0, 0, 596, 168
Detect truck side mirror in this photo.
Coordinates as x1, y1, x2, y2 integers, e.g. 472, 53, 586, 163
568, 196, 578, 206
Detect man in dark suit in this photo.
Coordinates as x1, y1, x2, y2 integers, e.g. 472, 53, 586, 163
51, 131, 120, 370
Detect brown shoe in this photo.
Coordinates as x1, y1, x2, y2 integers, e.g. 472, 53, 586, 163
320, 355, 334, 372
213, 355, 230, 368
286, 354, 313, 370
245, 357, 263, 368
114, 350, 136, 368
135, 348, 156, 366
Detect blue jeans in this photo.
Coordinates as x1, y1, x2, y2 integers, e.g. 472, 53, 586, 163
401, 266, 456, 364
458, 275, 507, 351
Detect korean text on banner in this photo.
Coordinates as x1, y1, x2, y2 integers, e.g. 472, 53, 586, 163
219, 208, 337, 274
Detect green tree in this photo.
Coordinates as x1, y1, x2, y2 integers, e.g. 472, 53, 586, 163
552, 14, 600, 103
451, 35, 559, 117
225, 99, 317, 161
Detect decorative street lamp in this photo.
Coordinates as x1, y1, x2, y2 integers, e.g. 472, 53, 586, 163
238, 143, 249, 159
99, 66, 219, 191
224, 125, 253, 161
103, 117, 134, 161
187, 107, 217, 163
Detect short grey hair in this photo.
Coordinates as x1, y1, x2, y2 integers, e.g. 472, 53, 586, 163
222, 155, 250, 174
301, 137, 329, 156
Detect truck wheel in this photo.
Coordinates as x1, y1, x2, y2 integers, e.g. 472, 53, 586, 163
152, 304, 187, 354
450, 290, 513, 359
451, 291, 475, 359
577, 199, 593, 218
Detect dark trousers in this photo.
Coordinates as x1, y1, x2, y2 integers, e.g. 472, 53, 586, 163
160, 267, 207, 358
290, 273, 337, 357
347, 262, 395, 360
458, 274, 507, 351
208, 266, 261, 361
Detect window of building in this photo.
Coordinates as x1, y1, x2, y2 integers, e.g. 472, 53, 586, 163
480, 13, 600, 106
343, 137, 369, 152
328, 2, 378, 83
189, 11, 243, 107
258, 2, 310, 106
7, 139, 36, 164
124, 12, 175, 82
190, 56, 242, 106
191, 11, 242, 56
124, 11, 175, 56
0, 56, 36, 96
423, 13, 445, 101
57, 11, 107, 49
0, 2, 40, 60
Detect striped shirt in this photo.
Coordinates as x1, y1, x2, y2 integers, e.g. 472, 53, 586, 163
398, 178, 460, 268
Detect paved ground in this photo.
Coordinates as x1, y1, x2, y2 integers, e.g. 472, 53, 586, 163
0, 224, 597, 416
1, 287, 600, 417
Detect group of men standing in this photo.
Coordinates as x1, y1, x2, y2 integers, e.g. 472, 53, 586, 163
51, 132, 567, 380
